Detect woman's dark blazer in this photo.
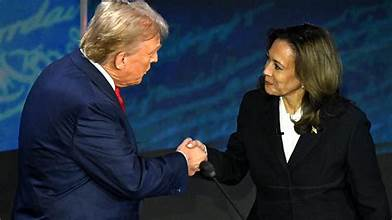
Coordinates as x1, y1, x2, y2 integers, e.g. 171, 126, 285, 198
207, 89, 390, 220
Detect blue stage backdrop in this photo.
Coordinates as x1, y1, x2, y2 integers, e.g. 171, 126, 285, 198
0, 0, 391, 154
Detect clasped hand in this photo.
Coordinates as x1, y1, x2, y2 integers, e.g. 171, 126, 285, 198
176, 138, 207, 176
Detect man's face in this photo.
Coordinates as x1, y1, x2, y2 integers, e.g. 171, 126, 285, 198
114, 35, 161, 87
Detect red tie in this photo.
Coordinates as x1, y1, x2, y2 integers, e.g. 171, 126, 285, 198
115, 87, 126, 112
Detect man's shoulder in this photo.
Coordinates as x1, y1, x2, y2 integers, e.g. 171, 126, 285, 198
43, 49, 81, 73
30, 50, 99, 107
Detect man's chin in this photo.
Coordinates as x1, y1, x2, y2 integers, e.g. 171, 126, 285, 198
128, 79, 143, 87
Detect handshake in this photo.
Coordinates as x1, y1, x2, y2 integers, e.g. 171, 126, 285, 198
176, 137, 208, 176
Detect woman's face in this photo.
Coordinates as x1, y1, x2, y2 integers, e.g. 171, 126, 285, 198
263, 39, 303, 98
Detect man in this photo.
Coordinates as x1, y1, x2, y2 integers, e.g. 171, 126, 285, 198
12, 1, 207, 219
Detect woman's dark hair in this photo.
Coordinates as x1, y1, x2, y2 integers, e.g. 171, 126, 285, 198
267, 23, 342, 134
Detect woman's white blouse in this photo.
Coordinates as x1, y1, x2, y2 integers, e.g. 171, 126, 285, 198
279, 97, 302, 163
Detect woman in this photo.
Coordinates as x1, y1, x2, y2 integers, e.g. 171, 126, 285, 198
206, 24, 390, 219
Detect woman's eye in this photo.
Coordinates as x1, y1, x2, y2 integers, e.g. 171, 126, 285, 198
274, 63, 283, 70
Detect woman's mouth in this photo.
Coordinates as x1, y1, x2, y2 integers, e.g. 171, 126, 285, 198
265, 80, 273, 85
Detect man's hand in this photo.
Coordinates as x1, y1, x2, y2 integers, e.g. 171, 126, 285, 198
176, 138, 207, 176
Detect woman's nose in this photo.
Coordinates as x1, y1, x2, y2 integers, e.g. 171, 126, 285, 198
263, 63, 272, 76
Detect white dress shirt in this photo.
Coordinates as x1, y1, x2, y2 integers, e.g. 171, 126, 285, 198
279, 97, 302, 162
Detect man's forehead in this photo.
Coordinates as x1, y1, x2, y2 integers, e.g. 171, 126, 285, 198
143, 35, 161, 49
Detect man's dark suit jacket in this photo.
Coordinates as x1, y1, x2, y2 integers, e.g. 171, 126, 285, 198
12, 49, 188, 220
208, 89, 390, 220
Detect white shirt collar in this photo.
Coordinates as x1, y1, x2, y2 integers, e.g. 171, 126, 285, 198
80, 49, 115, 91
279, 96, 302, 122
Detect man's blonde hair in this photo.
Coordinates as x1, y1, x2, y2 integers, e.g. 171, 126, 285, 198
80, 0, 168, 64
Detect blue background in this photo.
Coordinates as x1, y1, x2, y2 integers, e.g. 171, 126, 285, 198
0, 0, 391, 154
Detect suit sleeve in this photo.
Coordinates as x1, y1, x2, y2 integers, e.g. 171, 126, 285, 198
71, 102, 188, 200
207, 93, 250, 185
347, 113, 391, 219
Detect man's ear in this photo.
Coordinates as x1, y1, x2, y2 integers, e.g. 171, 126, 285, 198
114, 51, 126, 70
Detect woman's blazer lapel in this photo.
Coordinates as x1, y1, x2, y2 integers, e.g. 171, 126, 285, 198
263, 96, 324, 170
263, 97, 288, 169
288, 121, 325, 170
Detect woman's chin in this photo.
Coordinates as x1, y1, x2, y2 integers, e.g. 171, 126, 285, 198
264, 86, 278, 96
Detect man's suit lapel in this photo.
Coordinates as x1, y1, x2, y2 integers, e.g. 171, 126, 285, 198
70, 49, 118, 105
69, 49, 137, 149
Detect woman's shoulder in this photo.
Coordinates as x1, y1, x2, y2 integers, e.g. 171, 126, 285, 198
242, 88, 276, 103
236, 89, 277, 115
321, 95, 369, 124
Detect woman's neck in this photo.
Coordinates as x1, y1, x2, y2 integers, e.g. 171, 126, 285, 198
282, 89, 304, 115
